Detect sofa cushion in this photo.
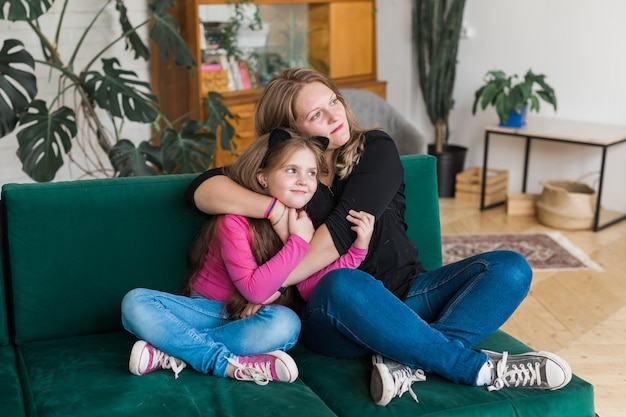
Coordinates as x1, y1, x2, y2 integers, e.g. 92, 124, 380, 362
2, 174, 206, 345
291, 330, 594, 417
16, 331, 338, 417
0, 344, 26, 417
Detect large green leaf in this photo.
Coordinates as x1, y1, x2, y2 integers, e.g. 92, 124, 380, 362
115, 0, 150, 61
148, 0, 196, 69
204, 91, 236, 152
159, 120, 215, 174
0, 0, 54, 21
80, 57, 158, 123
0, 39, 37, 137
109, 139, 161, 176
16, 99, 76, 182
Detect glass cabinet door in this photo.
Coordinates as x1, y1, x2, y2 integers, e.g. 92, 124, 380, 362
198, 2, 375, 93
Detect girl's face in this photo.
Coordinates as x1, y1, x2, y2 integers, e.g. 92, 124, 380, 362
294, 82, 350, 151
258, 148, 319, 209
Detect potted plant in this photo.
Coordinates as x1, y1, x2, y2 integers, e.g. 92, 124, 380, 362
0, 0, 234, 182
472, 69, 557, 128
413, 0, 467, 197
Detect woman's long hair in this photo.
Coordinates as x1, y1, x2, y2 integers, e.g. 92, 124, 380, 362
184, 129, 326, 318
254, 67, 371, 179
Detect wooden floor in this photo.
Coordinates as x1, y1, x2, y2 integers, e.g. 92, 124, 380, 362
439, 197, 626, 417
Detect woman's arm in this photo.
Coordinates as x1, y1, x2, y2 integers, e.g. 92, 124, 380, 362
192, 174, 272, 217
187, 170, 290, 241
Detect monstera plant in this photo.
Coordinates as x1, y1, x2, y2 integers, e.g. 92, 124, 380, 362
0, 0, 234, 181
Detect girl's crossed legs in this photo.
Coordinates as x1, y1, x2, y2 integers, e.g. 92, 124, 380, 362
122, 288, 301, 378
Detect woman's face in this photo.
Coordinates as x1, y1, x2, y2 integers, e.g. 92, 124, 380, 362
294, 82, 350, 151
258, 148, 319, 209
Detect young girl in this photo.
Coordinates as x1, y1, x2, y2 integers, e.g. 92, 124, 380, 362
121, 128, 374, 385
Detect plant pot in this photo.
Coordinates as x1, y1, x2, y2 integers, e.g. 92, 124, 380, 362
499, 105, 528, 128
427, 144, 468, 197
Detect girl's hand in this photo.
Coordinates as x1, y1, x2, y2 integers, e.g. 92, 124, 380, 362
288, 208, 315, 242
347, 210, 375, 249
238, 290, 282, 318
239, 303, 263, 318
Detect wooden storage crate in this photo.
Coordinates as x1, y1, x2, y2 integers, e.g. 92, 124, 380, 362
455, 167, 508, 205
506, 193, 540, 216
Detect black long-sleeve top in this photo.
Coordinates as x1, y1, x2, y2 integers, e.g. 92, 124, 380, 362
185, 130, 424, 300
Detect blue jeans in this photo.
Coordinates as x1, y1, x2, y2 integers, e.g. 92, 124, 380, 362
121, 289, 301, 377
298, 250, 532, 386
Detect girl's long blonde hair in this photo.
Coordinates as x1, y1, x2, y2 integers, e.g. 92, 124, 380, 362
254, 67, 370, 179
184, 128, 327, 317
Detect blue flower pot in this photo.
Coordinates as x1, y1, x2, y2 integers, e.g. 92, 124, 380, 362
499, 105, 528, 128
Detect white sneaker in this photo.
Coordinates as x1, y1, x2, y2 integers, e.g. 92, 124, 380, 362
484, 350, 572, 391
128, 340, 187, 379
370, 354, 426, 406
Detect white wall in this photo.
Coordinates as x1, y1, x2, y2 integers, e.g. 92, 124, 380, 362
0, 1, 150, 186
377, 0, 626, 211
3, 1, 626, 212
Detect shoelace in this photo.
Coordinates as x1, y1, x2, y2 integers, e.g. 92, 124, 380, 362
157, 351, 186, 379
390, 366, 426, 403
487, 352, 542, 391
227, 357, 272, 386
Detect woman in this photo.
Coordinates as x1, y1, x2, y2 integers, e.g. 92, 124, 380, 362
186, 67, 572, 405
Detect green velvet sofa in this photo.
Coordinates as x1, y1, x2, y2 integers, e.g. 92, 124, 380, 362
0, 154, 595, 417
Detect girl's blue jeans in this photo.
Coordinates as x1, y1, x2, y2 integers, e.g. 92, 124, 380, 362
298, 250, 532, 386
121, 290, 301, 377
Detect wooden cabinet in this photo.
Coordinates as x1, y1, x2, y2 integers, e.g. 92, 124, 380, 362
152, 0, 386, 166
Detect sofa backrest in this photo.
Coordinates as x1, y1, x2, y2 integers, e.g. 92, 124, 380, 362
0, 222, 9, 346
1, 155, 442, 345
400, 154, 442, 271
1, 174, 206, 345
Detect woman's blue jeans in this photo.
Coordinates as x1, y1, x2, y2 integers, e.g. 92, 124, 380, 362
121, 289, 301, 377
298, 250, 532, 386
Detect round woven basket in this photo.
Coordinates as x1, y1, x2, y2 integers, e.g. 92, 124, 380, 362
536, 180, 596, 230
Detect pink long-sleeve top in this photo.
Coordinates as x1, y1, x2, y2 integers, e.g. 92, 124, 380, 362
192, 214, 368, 304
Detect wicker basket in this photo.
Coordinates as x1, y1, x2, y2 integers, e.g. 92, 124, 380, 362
536, 180, 596, 230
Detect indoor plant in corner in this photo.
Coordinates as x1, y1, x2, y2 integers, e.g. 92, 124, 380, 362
413, 0, 467, 197
0, 0, 234, 182
472, 69, 557, 128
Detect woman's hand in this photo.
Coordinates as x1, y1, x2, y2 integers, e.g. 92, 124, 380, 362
347, 210, 375, 249
288, 208, 315, 242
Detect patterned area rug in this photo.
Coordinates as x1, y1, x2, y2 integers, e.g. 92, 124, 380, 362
441, 232, 602, 270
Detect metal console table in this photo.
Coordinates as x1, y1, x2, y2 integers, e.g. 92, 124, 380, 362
480, 117, 626, 231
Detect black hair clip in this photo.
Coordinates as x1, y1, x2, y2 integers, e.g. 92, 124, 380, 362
261, 128, 329, 167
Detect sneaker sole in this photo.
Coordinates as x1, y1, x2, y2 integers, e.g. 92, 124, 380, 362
266, 350, 299, 383
370, 363, 395, 406
484, 350, 573, 390
128, 340, 149, 376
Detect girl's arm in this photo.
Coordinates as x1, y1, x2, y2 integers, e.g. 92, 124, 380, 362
296, 244, 368, 301
219, 215, 309, 304
282, 224, 340, 286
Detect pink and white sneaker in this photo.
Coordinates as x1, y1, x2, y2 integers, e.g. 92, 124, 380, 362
128, 340, 187, 379
227, 350, 299, 385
